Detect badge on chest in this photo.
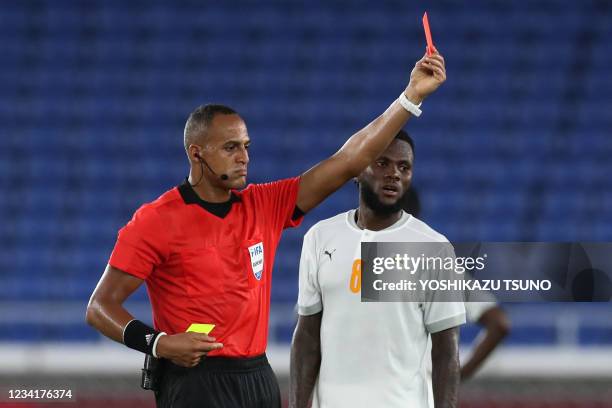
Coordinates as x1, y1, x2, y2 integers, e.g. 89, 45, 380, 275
248, 242, 265, 280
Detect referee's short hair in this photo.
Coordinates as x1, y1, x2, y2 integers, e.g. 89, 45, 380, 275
395, 129, 415, 158
184, 104, 238, 152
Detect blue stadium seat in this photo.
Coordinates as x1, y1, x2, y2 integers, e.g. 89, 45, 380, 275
1, 0, 611, 342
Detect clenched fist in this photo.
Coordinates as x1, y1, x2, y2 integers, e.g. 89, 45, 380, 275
156, 332, 224, 367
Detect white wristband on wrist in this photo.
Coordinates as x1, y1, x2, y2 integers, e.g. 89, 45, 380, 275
398, 92, 422, 117
152, 332, 167, 358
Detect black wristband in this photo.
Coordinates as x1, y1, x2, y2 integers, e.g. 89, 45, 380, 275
123, 320, 162, 355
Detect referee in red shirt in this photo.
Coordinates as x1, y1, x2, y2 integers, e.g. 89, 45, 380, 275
86, 50, 446, 408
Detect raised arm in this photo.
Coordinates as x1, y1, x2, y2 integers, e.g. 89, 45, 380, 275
289, 312, 322, 408
461, 306, 510, 380
296, 51, 446, 212
431, 326, 461, 408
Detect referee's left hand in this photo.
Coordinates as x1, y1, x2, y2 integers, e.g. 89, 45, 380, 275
404, 49, 446, 104
156, 332, 224, 367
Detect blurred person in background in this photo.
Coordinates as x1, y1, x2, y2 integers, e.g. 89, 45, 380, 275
290, 131, 465, 408
86, 50, 447, 408
457, 298, 510, 380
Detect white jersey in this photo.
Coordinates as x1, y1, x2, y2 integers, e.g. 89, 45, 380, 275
464, 295, 497, 323
298, 209, 466, 408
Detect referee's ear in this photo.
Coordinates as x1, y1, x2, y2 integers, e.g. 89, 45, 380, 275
187, 144, 201, 164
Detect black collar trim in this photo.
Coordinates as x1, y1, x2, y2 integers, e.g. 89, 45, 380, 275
178, 179, 241, 218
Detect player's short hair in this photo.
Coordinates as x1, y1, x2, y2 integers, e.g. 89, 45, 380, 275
184, 104, 238, 152
354, 129, 416, 186
395, 129, 415, 158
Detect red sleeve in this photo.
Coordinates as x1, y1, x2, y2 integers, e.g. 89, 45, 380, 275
108, 204, 169, 280
251, 176, 304, 231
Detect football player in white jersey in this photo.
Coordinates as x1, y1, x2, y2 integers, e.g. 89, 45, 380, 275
290, 131, 466, 408
403, 189, 511, 381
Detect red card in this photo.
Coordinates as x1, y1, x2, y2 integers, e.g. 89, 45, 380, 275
422, 12, 435, 56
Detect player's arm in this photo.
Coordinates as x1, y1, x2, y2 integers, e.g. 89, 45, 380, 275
86, 265, 222, 367
461, 306, 510, 380
296, 51, 446, 213
431, 326, 461, 408
289, 312, 322, 408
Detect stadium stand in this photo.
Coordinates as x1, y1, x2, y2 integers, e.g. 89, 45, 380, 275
1, 1, 612, 406
2, 0, 611, 343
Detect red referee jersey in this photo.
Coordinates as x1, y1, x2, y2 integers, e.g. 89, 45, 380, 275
109, 177, 303, 357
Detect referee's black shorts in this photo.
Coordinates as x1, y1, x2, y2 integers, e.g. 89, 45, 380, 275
155, 353, 281, 408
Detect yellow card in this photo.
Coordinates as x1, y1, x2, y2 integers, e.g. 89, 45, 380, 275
186, 323, 215, 334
